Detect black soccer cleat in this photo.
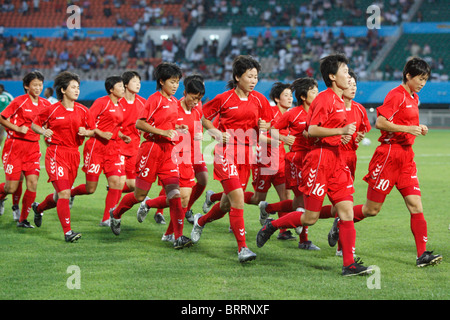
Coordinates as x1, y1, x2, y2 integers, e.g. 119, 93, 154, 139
256, 218, 276, 248
328, 217, 340, 247
65, 231, 82, 243
32, 202, 42, 227
173, 235, 193, 250
416, 251, 442, 267
342, 258, 373, 276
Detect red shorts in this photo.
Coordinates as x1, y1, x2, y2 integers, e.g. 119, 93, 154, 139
213, 144, 253, 191
135, 141, 179, 189
45, 145, 80, 188
363, 144, 420, 196
2, 138, 41, 180
252, 157, 285, 193
299, 146, 354, 208
82, 138, 123, 178
121, 153, 138, 179
178, 162, 196, 188
284, 150, 307, 191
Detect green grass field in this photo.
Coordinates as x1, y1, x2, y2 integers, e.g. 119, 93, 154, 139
0, 129, 448, 301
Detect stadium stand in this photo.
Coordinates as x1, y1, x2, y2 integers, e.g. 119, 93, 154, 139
0, 0, 448, 83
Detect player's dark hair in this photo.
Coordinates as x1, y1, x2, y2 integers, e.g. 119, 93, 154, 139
320, 53, 349, 87
402, 57, 431, 83
269, 82, 291, 103
22, 70, 44, 93
153, 62, 182, 90
291, 77, 318, 105
184, 74, 205, 96
348, 69, 357, 84
45, 87, 54, 95
227, 55, 261, 89
105, 75, 123, 94
122, 70, 141, 86
54, 71, 80, 101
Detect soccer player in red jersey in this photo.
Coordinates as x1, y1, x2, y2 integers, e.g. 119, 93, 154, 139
118, 71, 146, 194
109, 62, 193, 250
147, 75, 206, 242
190, 55, 273, 262
259, 78, 321, 250
151, 75, 207, 225
326, 70, 371, 256
346, 58, 442, 267
0, 71, 51, 228
31, 71, 95, 242
70, 76, 131, 226
257, 54, 372, 276
242, 82, 294, 240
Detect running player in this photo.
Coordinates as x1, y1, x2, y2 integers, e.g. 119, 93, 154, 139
118, 71, 146, 194
258, 78, 321, 250
256, 54, 372, 276
337, 57, 442, 267
31, 71, 95, 242
70, 76, 130, 226
0, 71, 51, 228
109, 62, 193, 250
144, 75, 206, 242
244, 82, 294, 240
190, 55, 273, 262
327, 70, 371, 256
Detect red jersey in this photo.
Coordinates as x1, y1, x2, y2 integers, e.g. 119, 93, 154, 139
341, 100, 371, 151
202, 89, 273, 146
273, 105, 310, 152
33, 102, 94, 148
257, 105, 287, 164
173, 99, 203, 164
139, 91, 179, 143
89, 95, 124, 143
377, 85, 420, 146
306, 88, 347, 147
1, 94, 51, 142
118, 94, 146, 156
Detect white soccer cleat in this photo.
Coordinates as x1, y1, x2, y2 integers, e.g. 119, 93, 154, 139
137, 196, 150, 223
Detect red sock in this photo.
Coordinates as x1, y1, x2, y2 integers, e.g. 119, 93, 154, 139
210, 191, 223, 202
299, 226, 309, 243
169, 197, 184, 239
71, 184, 88, 196
56, 198, 71, 234
339, 220, 356, 266
271, 210, 303, 229
164, 206, 187, 236
103, 188, 121, 222
229, 207, 246, 251
410, 213, 427, 257
13, 182, 22, 206
187, 183, 206, 211
243, 191, 254, 204
146, 196, 168, 209
198, 202, 226, 226
266, 200, 293, 213
37, 193, 57, 213
19, 190, 36, 222
0, 183, 6, 200
122, 184, 132, 193
353, 204, 366, 222
277, 211, 288, 233
319, 205, 333, 219
113, 192, 138, 219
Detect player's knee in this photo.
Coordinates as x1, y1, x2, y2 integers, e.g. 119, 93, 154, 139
166, 188, 180, 200
364, 205, 380, 217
